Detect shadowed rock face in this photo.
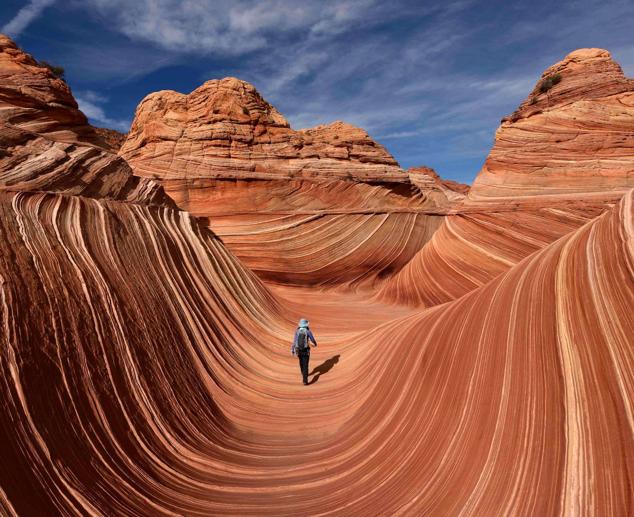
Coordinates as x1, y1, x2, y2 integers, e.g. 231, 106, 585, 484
93, 127, 127, 151
0, 35, 173, 207
1, 34, 633, 516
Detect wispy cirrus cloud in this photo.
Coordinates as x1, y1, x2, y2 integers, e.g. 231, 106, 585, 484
63, 0, 487, 174
1, 0, 55, 38
76, 91, 130, 132
78, 0, 386, 56
238, 4, 476, 136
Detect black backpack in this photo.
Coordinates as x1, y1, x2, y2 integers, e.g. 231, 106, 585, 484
296, 327, 309, 353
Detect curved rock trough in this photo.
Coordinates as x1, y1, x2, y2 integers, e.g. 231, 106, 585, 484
0, 35, 633, 515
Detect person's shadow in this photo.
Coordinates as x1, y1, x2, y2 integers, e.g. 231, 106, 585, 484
309, 354, 340, 384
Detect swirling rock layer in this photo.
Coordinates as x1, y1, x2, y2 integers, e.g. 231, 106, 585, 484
0, 122, 171, 206
120, 77, 462, 286
379, 48, 634, 306
0, 35, 633, 516
1, 188, 632, 515
176, 178, 444, 286
376, 196, 616, 306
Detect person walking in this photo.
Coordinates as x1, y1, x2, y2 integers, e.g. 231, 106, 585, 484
291, 318, 317, 385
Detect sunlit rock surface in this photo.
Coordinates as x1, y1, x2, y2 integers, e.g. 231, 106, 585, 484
120, 77, 407, 182
0, 35, 633, 516
0, 35, 119, 151
378, 48, 634, 306
121, 78, 460, 287
471, 48, 634, 199
408, 165, 470, 200
0, 36, 171, 207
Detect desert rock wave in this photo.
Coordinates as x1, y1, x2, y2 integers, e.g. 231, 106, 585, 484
0, 35, 633, 516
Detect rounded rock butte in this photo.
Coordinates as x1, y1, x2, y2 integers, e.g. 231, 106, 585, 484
0, 35, 633, 516
120, 74, 467, 288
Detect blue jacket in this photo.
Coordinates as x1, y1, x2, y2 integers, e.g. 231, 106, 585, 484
291, 327, 317, 354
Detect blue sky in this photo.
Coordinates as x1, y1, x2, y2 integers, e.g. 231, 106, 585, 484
2, 0, 633, 184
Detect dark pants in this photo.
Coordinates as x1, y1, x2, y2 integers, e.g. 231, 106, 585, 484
298, 352, 310, 383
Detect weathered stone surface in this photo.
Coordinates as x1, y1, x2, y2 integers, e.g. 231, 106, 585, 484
379, 48, 634, 306
121, 77, 461, 286
471, 48, 634, 199
0, 34, 172, 207
93, 126, 127, 151
408, 166, 470, 201
121, 77, 407, 182
0, 34, 114, 150
2, 180, 633, 515
1, 37, 633, 517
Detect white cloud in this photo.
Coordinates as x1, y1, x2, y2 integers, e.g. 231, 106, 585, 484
375, 130, 425, 140
77, 90, 107, 104
2, 0, 56, 38
242, 7, 471, 136
76, 91, 130, 132
80, 0, 382, 55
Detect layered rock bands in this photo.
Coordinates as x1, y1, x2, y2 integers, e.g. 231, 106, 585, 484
0, 35, 633, 515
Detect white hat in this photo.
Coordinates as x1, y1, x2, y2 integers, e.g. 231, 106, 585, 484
298, 318, 309, 328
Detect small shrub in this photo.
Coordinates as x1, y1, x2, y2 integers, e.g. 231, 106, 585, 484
529, 96, 538, 105
501, 113, 520, 124
38, 60, 65, 79
538, 73, 561, 93
242, 106, 250, 116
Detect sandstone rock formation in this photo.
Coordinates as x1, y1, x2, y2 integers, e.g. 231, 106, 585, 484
120, 77, 460, 287
472, 48, 634, 199
408, 165, 469, 201
1, 35, 633, 516
0, 35, 118, 151
0, 123, 171, 205
2, 184, 632, 516
0, 35, 171, 207
378, 48, 634, 306
121, 77, 407, 182
93, 126, 127, 151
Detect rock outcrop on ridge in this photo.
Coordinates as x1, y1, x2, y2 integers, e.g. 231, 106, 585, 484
120, 77, 407, 182
472, 48, 634, 199
408, 165, 470, 201
0, 35, 171, 206
120, 77, 461, 287
0, 35, 633, 516
378, 48, 634, 305
0, 35, 119, 151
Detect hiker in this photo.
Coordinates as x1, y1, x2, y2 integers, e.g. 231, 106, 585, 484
291, 318, 317, 385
